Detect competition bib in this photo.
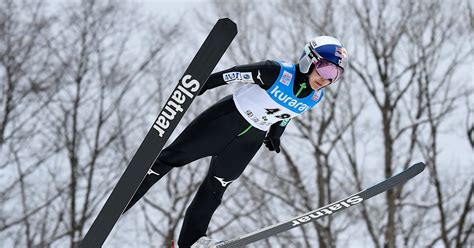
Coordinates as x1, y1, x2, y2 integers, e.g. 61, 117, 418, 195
233, 62, 324, 131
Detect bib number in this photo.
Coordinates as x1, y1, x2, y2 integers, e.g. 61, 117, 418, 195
264, 108, 292, 120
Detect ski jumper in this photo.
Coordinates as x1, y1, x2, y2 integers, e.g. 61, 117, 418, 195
123, 60, 324, 247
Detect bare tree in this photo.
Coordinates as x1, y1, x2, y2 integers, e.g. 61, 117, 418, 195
349, 0, 472, 247
0, 1, 62, 247
0, 0, 54, 145
1, 0, 181, 247
406, 2, 473, 246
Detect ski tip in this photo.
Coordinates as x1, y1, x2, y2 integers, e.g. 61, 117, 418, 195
216, 18, 238, 33
411, 162, 426, 174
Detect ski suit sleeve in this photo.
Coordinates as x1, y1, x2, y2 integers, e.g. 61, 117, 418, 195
198, 60, 281, 95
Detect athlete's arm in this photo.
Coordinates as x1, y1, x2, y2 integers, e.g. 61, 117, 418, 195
198, 60, 281, 95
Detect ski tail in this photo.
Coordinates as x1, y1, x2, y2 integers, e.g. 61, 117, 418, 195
217, 162, 426, 247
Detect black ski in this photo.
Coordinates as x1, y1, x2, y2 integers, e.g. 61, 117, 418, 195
216, 162, 426, 247
80, 18, 237, 248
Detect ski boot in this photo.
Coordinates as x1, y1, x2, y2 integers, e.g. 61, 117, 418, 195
191, 236, 222, 248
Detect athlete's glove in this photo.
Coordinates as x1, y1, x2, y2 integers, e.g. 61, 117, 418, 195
263, 135, 280, 153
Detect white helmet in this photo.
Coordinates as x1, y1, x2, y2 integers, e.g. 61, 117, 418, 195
299, 36, 348, 82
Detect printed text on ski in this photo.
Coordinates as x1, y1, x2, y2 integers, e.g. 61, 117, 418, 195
153, 75, 200, 137
291, 195, 363, 226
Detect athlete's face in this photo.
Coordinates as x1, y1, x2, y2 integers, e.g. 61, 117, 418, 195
308, 67, 331, 91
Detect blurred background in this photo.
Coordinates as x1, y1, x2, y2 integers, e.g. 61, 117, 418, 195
0, 0, 472, 247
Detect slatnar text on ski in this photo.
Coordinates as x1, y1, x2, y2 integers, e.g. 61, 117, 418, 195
153, 75, 200, 137
291, 195, 363, 226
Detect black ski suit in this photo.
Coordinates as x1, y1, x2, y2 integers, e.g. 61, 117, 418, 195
123, 60, 318, 247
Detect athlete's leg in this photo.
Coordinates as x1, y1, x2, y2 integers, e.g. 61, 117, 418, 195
177, 128, 266, 247
124, 96, 246, 213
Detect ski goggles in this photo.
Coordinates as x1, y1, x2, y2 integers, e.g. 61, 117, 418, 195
313, 59, 343, 83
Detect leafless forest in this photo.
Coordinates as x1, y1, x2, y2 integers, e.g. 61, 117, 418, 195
0, 0, 472, 247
